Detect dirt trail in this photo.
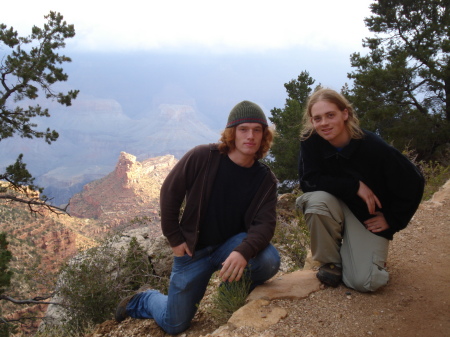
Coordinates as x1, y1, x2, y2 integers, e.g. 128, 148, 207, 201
257, 180, 450, 337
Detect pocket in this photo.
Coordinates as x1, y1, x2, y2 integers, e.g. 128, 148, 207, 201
364, 253, 389, 292
172, 254, 192, 271
295, 195, 306, 212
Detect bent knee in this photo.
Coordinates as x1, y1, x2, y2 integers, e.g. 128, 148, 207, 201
298, 192, 343, 221
250, 246, 281, 284
345, 264, 389, 293
163, 321, 191, 335
297, 191, 338, 209
268, 252, 281, 277
261, 246, 281, 277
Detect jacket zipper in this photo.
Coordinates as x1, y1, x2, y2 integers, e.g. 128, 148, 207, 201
191, 148, 213, 254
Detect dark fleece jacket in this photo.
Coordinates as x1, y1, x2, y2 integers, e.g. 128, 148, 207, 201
299, 130, 424, 240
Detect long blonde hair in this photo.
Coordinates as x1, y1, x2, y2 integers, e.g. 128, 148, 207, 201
301, 88, 364, 140
218, 125, 274, 160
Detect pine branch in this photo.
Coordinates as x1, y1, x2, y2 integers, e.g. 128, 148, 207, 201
0, 294, 61, 306
0, 194, 69, 216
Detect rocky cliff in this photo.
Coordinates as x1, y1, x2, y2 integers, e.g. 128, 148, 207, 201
68, 152, 177, 234
1, 151, 177, 284
0, 152, 178, 334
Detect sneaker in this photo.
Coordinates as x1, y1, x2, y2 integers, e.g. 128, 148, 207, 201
317, 263, 342, 287
115, 294, 136, 322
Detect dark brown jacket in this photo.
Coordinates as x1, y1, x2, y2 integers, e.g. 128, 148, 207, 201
160, 143, 278, 261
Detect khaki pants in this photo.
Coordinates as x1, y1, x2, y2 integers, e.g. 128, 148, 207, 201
296, 191, 389, 292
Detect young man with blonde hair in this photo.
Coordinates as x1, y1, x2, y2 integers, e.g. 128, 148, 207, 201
297, 88, 424, 292
116, 100, 280, 334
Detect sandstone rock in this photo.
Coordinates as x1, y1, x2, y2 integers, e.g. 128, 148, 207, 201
277, 193, 298, 213
68, 152, 177, 227
201, 270, 320, 337
228, 299, 287, 331
247, 269, 321, 301
303, 249, 322, 270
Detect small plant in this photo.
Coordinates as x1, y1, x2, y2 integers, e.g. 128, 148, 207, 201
0, 233, 13, 295
419, 161, 450, 200
122, 237, 169, 293
34, 321, 95, 337
209, 272, 252, 324
272, 193, 310, 272
0, 232, 14, 337
403, 148, 450, 201
129, 216, 153, 226
0, 321, 17, 337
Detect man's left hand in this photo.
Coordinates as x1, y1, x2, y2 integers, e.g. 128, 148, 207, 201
219, 251, 247, 282
364, 212, 390, 233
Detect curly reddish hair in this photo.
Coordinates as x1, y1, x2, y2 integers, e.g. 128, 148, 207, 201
218, 125, 274, 160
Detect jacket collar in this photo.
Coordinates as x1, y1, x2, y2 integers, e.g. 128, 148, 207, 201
318, 135, 360, 160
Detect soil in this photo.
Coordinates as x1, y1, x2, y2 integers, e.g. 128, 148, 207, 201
88, 180, 450, 337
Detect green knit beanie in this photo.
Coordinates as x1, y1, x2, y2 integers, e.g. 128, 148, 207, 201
226, 100, 268, 128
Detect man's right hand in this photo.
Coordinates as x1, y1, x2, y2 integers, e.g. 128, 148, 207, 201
357, 181, 382, 214
171, 242, 192, 257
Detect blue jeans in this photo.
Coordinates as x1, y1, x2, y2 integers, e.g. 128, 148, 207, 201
126, 232, 280, 335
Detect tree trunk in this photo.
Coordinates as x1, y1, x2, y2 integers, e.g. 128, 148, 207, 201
446, 76, 450, 121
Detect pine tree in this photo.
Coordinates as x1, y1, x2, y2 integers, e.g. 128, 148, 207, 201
267, 71, 316, 191
0, 233, 13, 337
347, 0, 450, 159
0, 11, 78, 211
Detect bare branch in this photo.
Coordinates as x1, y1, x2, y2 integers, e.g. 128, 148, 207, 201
0, 194, 70, 216
1, 316, 42, 324
0, 294, 61, 306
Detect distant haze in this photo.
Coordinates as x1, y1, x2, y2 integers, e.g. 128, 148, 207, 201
64, 50, 354, 126
1, 48, 357, 205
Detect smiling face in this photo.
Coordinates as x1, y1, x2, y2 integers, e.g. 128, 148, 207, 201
228, 123, 263, 167
310, 100, 351, 148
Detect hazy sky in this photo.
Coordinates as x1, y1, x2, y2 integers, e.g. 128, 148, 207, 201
3, 0, 379, 194
5, 0, 374, 54
3, 0, 379, 128
5, 0, 381, 121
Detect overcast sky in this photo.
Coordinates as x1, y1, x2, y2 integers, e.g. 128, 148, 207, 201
3, 0, 378, 128
5, 0, 374, 54
3, 0, 380, 189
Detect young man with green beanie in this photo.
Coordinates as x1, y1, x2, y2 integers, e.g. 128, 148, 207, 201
115, 100, 280, 334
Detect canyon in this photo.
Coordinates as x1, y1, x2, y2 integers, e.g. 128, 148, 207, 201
0, 100, 219, 206
0, 152, 178, 331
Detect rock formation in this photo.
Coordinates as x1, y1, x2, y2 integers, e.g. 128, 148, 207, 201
68, 152, 177, 233
0, 152, 178, 335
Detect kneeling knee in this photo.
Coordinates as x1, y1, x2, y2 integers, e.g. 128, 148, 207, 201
163, 321, 191, 335
347, 266, 389, 293
264, 247, 281, 277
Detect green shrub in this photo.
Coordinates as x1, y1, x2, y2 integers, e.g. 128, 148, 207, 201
34, 322, 94, 337
419, 161, 450, 201
0, 233, 13, 295
53, 236, 169, 332
0, 321, 17, 337
272, 195, 310, 272
122, 237, 169, 293
209, 272, 252, 324
403, 148, 450, 201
